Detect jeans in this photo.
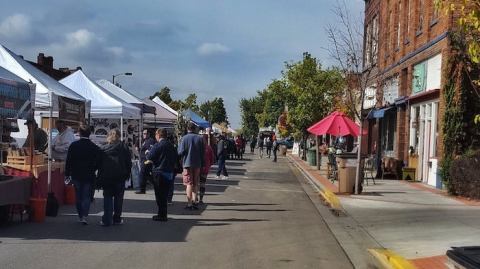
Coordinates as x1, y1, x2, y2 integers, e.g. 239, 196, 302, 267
273, 149, 277, 162
153, 172, 172, 218
167, 174, 175, 202
73, 180, 92, 219
102, 182, 125, 225
216, 157, 228, 177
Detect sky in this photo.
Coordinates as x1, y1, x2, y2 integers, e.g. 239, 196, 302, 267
0, 0, 364, 128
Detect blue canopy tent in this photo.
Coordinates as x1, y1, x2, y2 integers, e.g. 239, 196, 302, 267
182, 109, 210, 129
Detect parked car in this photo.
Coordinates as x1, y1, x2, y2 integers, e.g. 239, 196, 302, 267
277, 137, 294, 149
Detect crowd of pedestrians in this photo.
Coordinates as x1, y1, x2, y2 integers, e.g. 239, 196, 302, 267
63, 120, 284, 226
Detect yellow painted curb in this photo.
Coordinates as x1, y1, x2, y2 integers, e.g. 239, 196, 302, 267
368, 248, 417, 269
319, 189, 344, 214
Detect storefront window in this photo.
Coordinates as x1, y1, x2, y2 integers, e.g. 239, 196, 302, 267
382, 111, 397, 152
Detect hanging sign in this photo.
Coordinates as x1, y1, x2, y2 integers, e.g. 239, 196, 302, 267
0, 78, 34, 119
58, 96, 85, 123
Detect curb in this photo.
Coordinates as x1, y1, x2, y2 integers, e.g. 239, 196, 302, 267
368, 249, 417, 269
287, 154, 345, 215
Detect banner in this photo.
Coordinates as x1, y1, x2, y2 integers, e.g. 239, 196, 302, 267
0, 77, 34, 119
58, 96, 85, 123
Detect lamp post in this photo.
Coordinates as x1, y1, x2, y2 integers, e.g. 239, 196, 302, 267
112, 72, 132, 85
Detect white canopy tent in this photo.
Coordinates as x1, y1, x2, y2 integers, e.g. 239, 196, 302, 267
141, 98, 176, 128
152, 96, 178, 116
60, 70, 141, 119
60, 71, 141, 143
0, 45, 89, 113
96, 79, 155, 114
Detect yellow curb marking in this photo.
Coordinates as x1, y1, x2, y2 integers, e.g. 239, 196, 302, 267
319, 189, 344, 215
368, 248, 417, 269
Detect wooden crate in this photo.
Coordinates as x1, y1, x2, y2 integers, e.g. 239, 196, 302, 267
7, 154, 46, 166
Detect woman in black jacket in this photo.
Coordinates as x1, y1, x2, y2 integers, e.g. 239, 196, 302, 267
98, 129, 132, 226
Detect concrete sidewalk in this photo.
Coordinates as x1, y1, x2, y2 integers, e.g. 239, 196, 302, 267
288, 153, 480, 269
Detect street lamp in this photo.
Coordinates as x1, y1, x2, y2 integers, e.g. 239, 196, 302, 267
112, 72, 132, 85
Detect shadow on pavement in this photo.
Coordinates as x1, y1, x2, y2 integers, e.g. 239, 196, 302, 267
0, 199, 270, 243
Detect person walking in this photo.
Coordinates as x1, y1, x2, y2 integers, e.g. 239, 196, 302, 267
272, 138, 279, 162
250, 135, 257, 153
235, 135, 243, 160
257, 135, 264, 158
146, 128, 177, 221
135, 129, 156, 194
98, 129, 132, 226
215, 134, 229, 179
178, 122, 204, 210
266, 137, 272, 158
199, 134, 214, 204
65, 124, 101, 225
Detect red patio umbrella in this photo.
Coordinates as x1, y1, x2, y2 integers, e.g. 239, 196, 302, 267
307, 111, 360, 136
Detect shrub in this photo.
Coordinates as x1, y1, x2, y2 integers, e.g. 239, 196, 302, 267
449, 150, 480, 199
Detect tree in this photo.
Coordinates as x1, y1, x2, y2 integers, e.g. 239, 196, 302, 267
183, 93, 199, 112
240, 96, 263, 138
150, 86, 173, 104
256, 79, 291, 128
325, 0, 376, 194
209, 97, 228, 124
198, 101, 211, 121
286, 53, 344, 153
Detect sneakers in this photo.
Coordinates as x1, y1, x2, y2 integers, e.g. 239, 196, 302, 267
222, 176, 229, 180
135, 190, 146, 194
99, 221, 109, 227
214, 175, 220, 179
113, 219, 124, 225
78, 217, 88, 225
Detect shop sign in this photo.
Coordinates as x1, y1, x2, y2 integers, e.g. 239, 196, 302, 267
363, 85, 376, 109
382, 76, 399, 105
412, 61, 427, 94
58, 96, 85, 123
0, 78, 34, 119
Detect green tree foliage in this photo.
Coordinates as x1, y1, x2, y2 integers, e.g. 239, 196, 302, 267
149, 86, 173, 104
239, 52, 345, 141
286, 53, 344, 139
256, 80, 291, 128
199, 97, 229, 124
240, 96, 263, 138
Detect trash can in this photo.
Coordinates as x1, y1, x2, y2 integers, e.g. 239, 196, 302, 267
447, 246, 480, 269
280, 145, 287, 156
307, 147, 317, 166
337, 154, 358, 193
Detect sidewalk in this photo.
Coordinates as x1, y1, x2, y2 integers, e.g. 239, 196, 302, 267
288, 153, 480, 269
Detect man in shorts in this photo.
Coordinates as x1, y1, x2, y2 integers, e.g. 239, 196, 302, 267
178, 122, 204, 210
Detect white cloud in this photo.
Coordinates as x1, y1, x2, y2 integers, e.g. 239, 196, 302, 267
65, 29, 96, 48
0, 14, 32, 40
197, 42, 230, 56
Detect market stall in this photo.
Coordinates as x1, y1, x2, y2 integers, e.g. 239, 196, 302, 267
141, 97, 176, 129
0, 44, 89, 209
60, 70, 141, 147
0, 66, 35, 223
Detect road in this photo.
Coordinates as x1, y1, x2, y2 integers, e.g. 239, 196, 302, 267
0, 153, 353, 269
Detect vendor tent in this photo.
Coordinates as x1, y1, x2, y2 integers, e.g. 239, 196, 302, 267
96, 79, 155, 114
60, 70, 141, 119
152, 97, 178, 116
182, 109, 210, 129
141, 98, 176, 128
0, 45, 88, 111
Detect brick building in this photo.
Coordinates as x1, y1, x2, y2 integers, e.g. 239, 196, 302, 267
27, 53, 80, 81
363, 0, 457, 187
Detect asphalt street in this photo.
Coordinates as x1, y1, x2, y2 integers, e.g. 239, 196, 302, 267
0, 153, 353, 269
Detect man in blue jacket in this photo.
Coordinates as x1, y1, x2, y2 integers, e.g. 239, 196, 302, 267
147, 128, 177, 221
178, 122, 204, 210
65, 124, 101, 225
